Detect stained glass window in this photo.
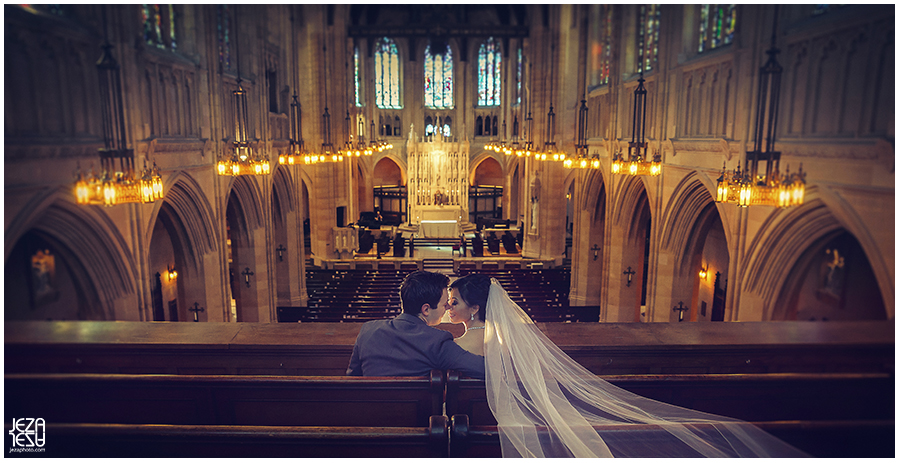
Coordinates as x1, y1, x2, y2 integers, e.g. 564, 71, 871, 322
590, 5, 613, 87
698, 5, 736, 53
354, 46, 363, 107
515, 48, 523, 106
424, 42, 453, 109
637, 5, 661, 73
142, 4, 177, 50
477, 37, 502, 107
217, 5, 231, 70
374, 37, 402, 109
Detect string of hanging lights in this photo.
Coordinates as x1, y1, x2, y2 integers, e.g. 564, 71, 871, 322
306, 40, 343, 164
564, 96, 601, 169
611, 71, 661, 177
279, 13, 304, 167
715, 7, 804, 208
74, 6, 163, 206
217, 7, 270, 176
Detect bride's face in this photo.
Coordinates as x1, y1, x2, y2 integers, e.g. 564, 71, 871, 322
448, 288, 479, 324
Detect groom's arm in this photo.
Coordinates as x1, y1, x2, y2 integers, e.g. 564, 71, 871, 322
438, 337, 485, 380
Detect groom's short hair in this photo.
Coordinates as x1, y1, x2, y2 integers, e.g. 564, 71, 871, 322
400, 270, 449, 315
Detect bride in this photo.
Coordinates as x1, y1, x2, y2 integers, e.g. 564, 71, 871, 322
447, 274, 809, 458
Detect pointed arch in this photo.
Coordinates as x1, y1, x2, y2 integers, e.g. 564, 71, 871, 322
272, 165, 296, 214
149, 172, 220, 259
742, 198, 846, 314
658, 171, 719, 273
6, 193, 136, 319
612, 176, 650, 244
225, 175, 266, 233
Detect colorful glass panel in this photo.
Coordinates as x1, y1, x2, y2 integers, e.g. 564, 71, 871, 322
515, 47, 523, 105
478, 37, 502, 106
217, 5, 231, 70
589, 5, 613, 87
168, 5, 176, 50
637, 4, 661, 73
424, 42, 453, 109
354, 46, 362, 107
699, 5, 736, 53
375, 37, 402, 109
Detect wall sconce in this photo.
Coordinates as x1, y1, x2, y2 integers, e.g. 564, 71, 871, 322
242, 267, 254, 288
623, 266, 635, 287
167, 265, 177, 281
590, 244, 600, 261
673, 301, 688, 322
699, 264, 708, 280
276, 244, 286, 262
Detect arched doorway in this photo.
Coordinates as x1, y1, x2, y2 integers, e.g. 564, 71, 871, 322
373, 156, 406, 224
469, 156, 504, 225
5, 229, 103, 321
148, 204, 189, 321
225, 190, 259, 322
774, 230, 887, 321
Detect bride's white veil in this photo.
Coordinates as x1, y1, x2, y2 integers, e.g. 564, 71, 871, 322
483, 278, 809, 457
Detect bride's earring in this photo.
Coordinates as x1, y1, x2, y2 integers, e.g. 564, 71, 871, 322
470, 313, 475, 321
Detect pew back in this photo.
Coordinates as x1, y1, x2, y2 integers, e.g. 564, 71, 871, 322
25, 418, 448, 458
6, 371, 444, 427
446, 370, 894, 425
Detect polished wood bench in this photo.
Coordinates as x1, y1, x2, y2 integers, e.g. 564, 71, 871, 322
20, 417, 448, 458
447, 414, 893, 458
445, 370, 894, 425
6, 371, 444, 427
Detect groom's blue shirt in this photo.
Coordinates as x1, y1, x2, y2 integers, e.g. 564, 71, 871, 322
347, 313, 485, 379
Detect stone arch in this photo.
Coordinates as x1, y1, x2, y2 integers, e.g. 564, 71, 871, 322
741, 197, 850, 319
659, 171, 720, 274
612, 176, 651, 245
224, 175, 266, 234
5, 192, 136, 320
147, 172, 220, 261
469, 151, 506, 185
372, 153, 408, 185
272, 166, 296, 214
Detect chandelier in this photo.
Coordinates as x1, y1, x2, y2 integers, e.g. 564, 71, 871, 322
368, 119, 391, 154
339, 110, 373, 157
564, 97, 600, 169
485, 117, 512, 155
716, 9, 804, 208
306, 41, 345, 164
611, 72, 661, 176
74, 8, 162, 206
280, 17, 303, 167
217, 11, 270, 176
279, 94, 304, 166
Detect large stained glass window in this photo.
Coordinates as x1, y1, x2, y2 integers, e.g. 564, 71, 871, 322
589, 5, 613, 87
424, 42, 453, 109
374, 37, 402, 109
216, 5, 231, 70
515, 47, 523, 106
637, 4, 661, 73
142, 5, 177, 50
477, 37, 502, 107
354, 46, 363, 107
698, 5, 736, 53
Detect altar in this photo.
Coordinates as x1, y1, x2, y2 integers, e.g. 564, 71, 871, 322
416, 206, 461, 238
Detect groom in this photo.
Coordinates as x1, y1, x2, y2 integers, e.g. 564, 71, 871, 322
346, 270, 485, 379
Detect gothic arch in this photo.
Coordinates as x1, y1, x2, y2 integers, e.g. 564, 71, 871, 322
469, 151, 506, 184
579, 169, 607, 221
373, 153, 408, 185
658, 171, 720, 274
612, 175, 651, 245
147, 172, 220, 261
742, 197, 843, 316
224, 175, 266, 234
272, 166, 296, 214
6, 193, 136, 319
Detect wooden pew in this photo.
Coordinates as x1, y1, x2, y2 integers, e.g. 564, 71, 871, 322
445, 371, 894, 426
447, 414, 893, 458
6, 321, 893, 377
6, 371, 444, 427
24, 417, 448, 458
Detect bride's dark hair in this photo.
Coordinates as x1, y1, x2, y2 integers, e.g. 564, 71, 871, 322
449, 273, 491, 321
